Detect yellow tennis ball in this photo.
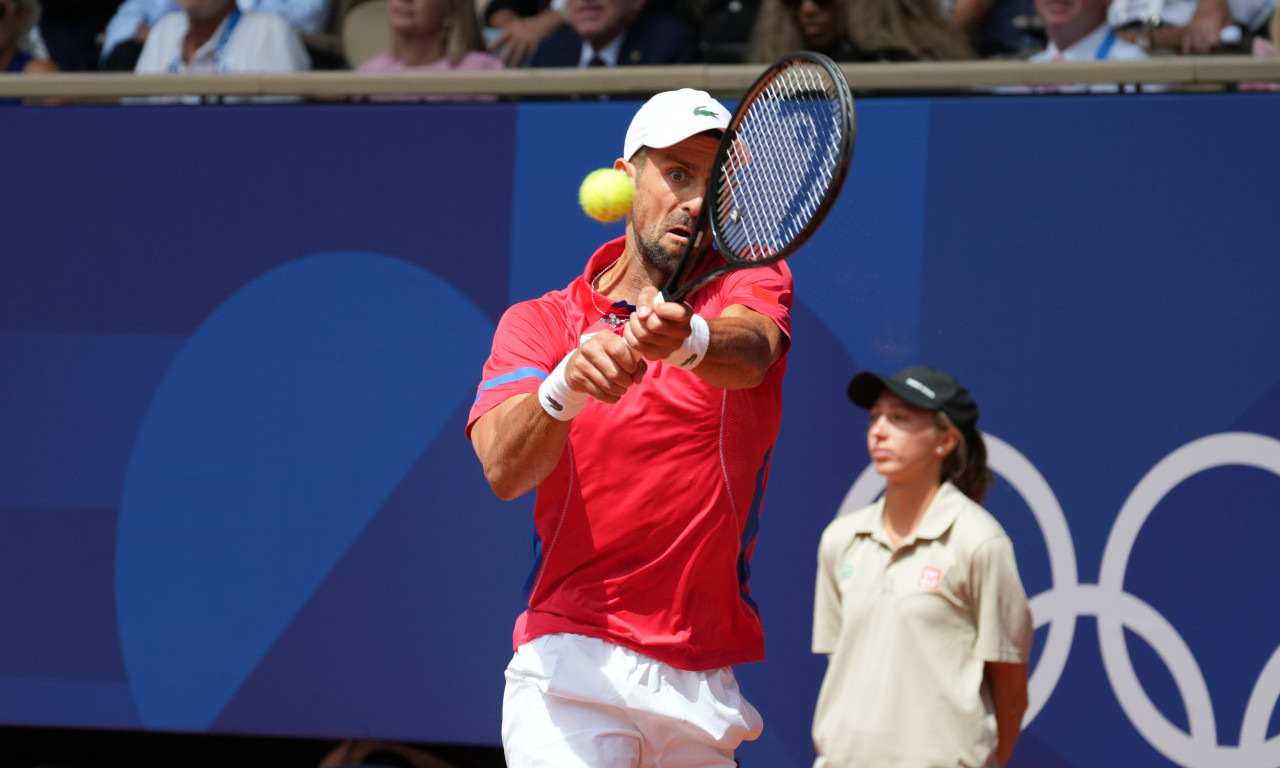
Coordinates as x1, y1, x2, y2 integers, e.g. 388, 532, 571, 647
579, 168, 634, 223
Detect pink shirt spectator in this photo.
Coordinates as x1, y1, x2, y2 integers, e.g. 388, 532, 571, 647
357, 50, 503, 102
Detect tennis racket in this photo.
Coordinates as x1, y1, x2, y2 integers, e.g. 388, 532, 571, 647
660, 51, 856, 304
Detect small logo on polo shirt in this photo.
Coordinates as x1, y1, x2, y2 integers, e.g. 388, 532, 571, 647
919, 566, 942, 591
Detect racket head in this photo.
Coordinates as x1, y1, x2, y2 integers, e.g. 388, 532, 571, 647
708, 51, 856, 269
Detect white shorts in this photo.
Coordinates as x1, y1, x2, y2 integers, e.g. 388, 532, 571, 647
502, 633, 764, 768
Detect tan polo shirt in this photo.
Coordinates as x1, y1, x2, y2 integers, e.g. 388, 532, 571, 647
811, 481, 1033, 768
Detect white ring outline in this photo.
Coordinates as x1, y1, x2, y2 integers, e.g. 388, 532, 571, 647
1097, 432, 1280, 768
835, 430, 1280, 767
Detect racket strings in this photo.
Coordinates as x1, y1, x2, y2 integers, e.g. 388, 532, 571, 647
714, 61, 848, 262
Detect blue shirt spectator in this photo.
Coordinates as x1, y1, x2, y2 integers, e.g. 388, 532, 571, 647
101, 0, 329, 65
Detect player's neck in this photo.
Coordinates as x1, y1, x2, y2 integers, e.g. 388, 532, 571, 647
881, 480, 940, 548
600, 250, 660, 303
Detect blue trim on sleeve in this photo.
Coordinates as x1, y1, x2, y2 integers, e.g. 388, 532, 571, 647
474, 367, 548, 404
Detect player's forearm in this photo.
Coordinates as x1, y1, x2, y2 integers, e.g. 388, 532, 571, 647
471, 394, 571, 500
695, 311, 784, 390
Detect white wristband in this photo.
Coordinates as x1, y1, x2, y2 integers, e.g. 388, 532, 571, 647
663, 313, 710, 370
538, 351, 587, 421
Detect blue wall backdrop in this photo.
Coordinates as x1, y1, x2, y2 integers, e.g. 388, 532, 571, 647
3, 92, 1280, 768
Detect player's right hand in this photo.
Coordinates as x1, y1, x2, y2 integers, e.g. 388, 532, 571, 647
566, 332, 646, 404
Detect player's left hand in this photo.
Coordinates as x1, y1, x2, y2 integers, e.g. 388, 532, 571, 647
624, 286, 693, 362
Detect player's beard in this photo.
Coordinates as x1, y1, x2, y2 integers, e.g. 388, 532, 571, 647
635, 213, 704, 277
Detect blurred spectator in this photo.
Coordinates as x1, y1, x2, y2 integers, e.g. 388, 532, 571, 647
696, 0, 761, 62
482, 0, 700, 66
482, 0, 566, 66
1110, 0, 1275, 53
2, 0, 58, 74
528, 0, 697, 66
749, 0, 973, 62
356, 0, 503, 100
102, 0, 330, 70
37, 0, 122, 69
954, 0, 1042, 56
133, 0, 310, 72
1026, 0, 1148, 92
1238, 13, 1277, 88
1033, 0, 1145, 59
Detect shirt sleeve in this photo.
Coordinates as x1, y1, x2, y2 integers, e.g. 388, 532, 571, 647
969, 535, 1034, 663
102, 0, 173, 62
465, 299, 569, 437
133, 12, 182, 73
234, 13, 311, 71
700, 258, 794, 342
249, 0, 332, 33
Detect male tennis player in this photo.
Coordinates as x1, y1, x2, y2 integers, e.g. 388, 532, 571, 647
467, 88, 794, 767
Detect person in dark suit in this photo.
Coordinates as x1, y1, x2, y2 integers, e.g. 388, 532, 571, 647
529, 0, 697, 66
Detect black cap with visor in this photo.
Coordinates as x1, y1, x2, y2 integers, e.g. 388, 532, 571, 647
847, 366, 979, 432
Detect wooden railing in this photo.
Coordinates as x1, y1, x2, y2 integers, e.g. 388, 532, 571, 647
1, 57, 1278, 100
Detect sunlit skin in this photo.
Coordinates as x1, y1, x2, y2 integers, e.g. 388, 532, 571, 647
867, 390, 958, 545
616, 134, 721, 279
867, 391, 954, 481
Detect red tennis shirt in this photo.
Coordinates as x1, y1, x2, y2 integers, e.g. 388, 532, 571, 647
467, 236, 793, 671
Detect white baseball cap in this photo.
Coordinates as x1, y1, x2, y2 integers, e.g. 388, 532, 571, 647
623, 88, 730, 161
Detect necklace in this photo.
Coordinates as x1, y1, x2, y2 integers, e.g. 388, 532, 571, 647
589, 260, 635, 329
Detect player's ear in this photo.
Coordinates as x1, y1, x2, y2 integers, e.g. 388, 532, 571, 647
615, 157, 635, 180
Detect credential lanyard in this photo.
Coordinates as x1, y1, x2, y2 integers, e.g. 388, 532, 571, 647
1095, 28, 1117, 59
170, 6, 243, 73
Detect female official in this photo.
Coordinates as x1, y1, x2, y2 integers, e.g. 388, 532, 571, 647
812, 366, 1032, 768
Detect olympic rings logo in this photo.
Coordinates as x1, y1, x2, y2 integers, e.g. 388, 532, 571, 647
838, 432, 1280, 768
